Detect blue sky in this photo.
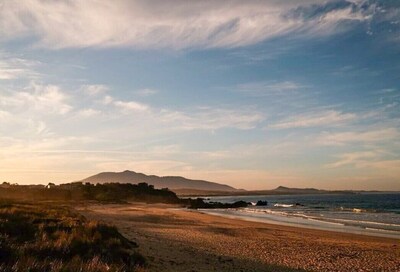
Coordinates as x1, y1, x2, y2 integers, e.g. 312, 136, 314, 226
0, 0, 399, 190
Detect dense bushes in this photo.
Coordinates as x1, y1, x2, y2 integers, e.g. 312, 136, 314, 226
0, 202, 145, 272
79, 182, 180, 203
0, 182, 180, 204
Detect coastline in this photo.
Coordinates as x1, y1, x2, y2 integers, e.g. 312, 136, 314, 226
78, 203, 400, 272
198, 208, 400, 240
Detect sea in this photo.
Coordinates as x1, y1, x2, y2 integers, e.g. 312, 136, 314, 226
201, 193, 400, 239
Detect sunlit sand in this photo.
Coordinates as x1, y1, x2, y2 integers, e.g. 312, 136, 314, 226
80, 203, 400, 272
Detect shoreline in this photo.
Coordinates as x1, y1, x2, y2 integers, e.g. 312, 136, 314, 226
198, 208, 400, 240
79, 203, 400, 272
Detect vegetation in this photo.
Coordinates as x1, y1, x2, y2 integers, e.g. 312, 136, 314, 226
0, 201, 145, 272
0, 182, 180, 204
0, 182, 268, 210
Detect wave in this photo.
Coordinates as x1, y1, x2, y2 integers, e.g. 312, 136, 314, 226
327, 217, 400, 228
240, 207, 400, 230
242, 208, 290, 217
274, 203, 294, 208
365, 227, 400, 233
337, 207, 381, 213
305, 218, 345, 226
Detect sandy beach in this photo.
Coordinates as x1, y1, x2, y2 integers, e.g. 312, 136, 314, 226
77, 203, 400, 272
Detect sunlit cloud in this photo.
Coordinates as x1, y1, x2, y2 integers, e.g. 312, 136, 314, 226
0, 82, 72, 115
0, 53, 40, 80
235, 81, 303, 97
325, 151, 400, 179
114, 100, 149, 112
135, 88, 158, 97
270, 110, 357, 129
78, 108, 101, 118
0, 1, 399, 190
318, 128, 400, 146
160, 107, 264, 130
81, 84, 109, 96
0, 0, 376, 50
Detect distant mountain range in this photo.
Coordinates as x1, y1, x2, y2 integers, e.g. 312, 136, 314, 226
173, 186, 355, 196
78, 170, 238, 192
77, 170, 356, 196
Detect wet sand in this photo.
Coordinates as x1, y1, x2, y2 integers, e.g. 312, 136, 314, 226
78, 203, 400, 272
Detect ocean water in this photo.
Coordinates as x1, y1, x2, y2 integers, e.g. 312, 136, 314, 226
202, 193, 400, 239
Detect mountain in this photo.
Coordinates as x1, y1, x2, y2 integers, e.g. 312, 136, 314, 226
272, 186, 321, 194
174, 186, 355, 196
272, 186, 353, 195
77, 170, 238, 192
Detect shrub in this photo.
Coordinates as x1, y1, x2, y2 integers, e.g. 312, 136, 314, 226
0, 202, 145, 272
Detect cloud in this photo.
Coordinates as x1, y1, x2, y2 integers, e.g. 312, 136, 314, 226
0, 82, 77, 147
81, 84, 109, 96
35, 121, 52, 136
100, 95, 114, 105
0, 82, 72, 115
0, 110, 12, 121
318, 127, 400, 145
325, 151, 379, 168
94, 160, 191, 175
160, 107, 264, 130
236, 81, 303, 97
326, 151, 400, 178
114, 100, 149, 112
0, 0, 375, 50
78, 108, 101, 117
270, 110, 357, 129
92, 89, 150, 113
169, 168, 304, 190
92, 89, 263, 131
0, 53, 40, 80
135, 88, 158, 97
0, 135, 96, 156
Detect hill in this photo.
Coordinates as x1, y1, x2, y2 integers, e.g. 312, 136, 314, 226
78, 170, 238, 192
174, 186, 354, 196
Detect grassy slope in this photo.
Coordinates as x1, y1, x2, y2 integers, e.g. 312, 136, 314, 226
0, 201, 145, 272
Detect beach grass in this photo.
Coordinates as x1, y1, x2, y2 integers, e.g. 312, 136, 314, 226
0, 201, 146, 272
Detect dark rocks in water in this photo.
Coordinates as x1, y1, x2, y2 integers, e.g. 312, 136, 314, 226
295, 203, 304, 206
187, 198, 249, 209
256, 200, 268, 206
230, 200, 249, 208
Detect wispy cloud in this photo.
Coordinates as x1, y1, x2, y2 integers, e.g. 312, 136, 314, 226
270, 110, 357, 129
318, 127, 400, 146
0, 110, 12, 121
325, 151, 380, 168
160, 107, 264, 130
95, 93, 150, 114
2, 81, 262, 133
78, 108, 101, 117
81, 84, 109, 96
135, 88, 158, 97
114, 100, 149, 112
235, 81, 303, 97
0, 0, 376, 50
0, 53, 40, 80
325, 151, 400, 178
0, 82, 72, 115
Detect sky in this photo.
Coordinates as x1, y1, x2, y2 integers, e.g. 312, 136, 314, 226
0, 0, 399, 190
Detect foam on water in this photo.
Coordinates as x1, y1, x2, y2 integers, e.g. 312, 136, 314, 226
203, 193, 400, 239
